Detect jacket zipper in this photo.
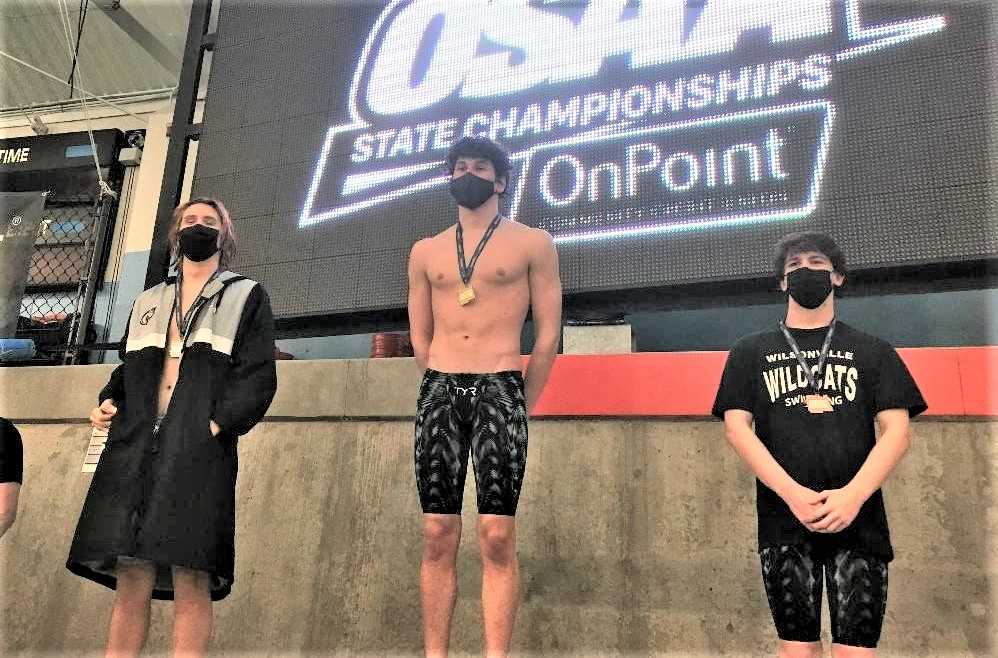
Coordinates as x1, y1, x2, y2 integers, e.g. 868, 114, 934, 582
159, 286, 225, 423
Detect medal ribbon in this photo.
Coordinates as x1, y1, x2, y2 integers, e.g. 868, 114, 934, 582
456, 213, 502, 286
778, 319, 837, 395
173, 269, 220, 345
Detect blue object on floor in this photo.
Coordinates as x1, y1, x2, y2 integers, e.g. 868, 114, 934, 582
0, 339, 36, 362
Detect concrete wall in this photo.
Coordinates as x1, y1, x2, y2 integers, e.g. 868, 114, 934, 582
1, 360, 995, 657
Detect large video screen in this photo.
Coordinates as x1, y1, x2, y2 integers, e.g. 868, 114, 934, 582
192, 1, 998, 319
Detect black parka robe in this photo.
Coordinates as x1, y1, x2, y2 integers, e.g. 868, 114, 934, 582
67, 271, 277, 600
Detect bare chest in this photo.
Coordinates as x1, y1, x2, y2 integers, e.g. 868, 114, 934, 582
426, 236, 529, 291
165, 288, 203, 353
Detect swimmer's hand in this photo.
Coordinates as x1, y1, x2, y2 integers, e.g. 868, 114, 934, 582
90, 399, 118, 430
781, 484, 825, 531
810, 486, 864, 533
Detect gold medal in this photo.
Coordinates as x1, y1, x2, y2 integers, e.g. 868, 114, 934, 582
805, 394, 834, 414
456, 214, 502, 308
780, 320, 838, 416
458, 285, 476, 306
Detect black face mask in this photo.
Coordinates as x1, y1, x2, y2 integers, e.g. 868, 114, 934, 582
786, 267, 834, 309
178, 224, 220, 262
449, 172, 496, 210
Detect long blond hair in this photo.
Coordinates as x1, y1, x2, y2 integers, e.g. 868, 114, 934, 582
168, 197, 237, 269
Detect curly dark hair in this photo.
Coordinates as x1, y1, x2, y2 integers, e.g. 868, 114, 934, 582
445, 135, 511, 194
773, 232, 847, 281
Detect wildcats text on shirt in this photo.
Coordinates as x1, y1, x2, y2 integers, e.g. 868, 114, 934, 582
761, 349, 859, 406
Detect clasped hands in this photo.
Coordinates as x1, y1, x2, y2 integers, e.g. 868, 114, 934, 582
783, 483, 865, 533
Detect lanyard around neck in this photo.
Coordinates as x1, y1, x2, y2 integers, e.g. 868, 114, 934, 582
173, 269, 220, 339
778, 319, 836, 394
456, 214, 502, 285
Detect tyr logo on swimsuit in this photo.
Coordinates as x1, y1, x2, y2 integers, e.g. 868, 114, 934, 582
300, 0, 945, 242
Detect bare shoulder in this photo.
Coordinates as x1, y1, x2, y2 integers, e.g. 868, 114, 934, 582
520, 224, 556, 259
505, 220, 553, 247
408, 236, 434, 269
411, 229, 446, 255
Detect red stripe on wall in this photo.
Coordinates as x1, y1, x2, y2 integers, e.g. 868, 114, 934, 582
530, 347, 996, 417
896, 348, 964, 415
957, 347, 998, 416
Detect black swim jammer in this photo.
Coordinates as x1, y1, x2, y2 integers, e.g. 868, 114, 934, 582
760, 542, 889, 648
414, 369, 528, 516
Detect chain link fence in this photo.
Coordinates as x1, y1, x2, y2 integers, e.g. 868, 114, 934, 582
16, 192, 113, 364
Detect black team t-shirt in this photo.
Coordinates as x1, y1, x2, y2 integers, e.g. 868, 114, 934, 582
0, 417, 23, 484
712, 321, 926, 561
